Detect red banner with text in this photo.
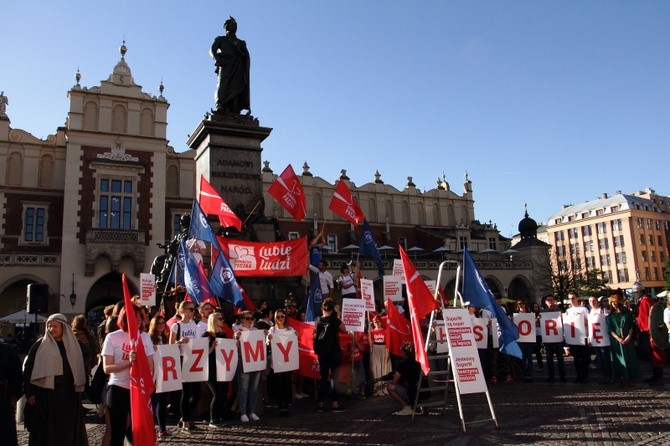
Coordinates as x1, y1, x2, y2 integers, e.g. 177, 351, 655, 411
216, 236, 308, 277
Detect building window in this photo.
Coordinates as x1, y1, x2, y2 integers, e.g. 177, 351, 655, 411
617, 268, 629, 282
613, 235, 625, 248
611, 206, 619, 212
99, 178, 134, 229
459, 236, 468, 250
582, 226, 592, 237
640, 234, 646, 245
653, 268, 659, 280
596, 222, 607, 234
569, 228, 579, 239
641, 251, 647, 262
600, 254, 611, 267
651, 251, 656, 262
22, 204, 48, 244
599, 238, 609, 250
611, 219, 622, 231
571, 243, 580, 255
647, 219, 652, 229
661, 252, 666, 262
602, 270, 610, 282
488, 237, 497, 251
658, 235, 663, 246
616, 252, 627, 265
584, 241, 594, 252
326, 234, 338, 252
555, 231, 565, 242
586, 256, 596, 268
655, 220, 661, 230
637, 218, 644, 229
596, 209, 604, 216
644, 267, 650, 281
649, 234, 654, 246
288, 231, 300, 240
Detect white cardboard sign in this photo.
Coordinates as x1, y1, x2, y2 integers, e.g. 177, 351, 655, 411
443, 309, 487, 395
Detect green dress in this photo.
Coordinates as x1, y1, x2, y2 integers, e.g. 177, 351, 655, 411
606, 309, 641, 381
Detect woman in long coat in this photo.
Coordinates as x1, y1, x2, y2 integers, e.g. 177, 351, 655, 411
23, 313, 88, 446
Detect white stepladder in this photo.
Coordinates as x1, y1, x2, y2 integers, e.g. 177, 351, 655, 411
413, 260, 499, 433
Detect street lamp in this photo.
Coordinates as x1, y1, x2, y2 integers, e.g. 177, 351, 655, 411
69, 273, 77, 308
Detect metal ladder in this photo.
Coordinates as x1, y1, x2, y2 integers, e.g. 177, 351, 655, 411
411, 260, 462, 420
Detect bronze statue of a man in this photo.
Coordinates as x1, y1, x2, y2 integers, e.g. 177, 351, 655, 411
210, 17, 250, 114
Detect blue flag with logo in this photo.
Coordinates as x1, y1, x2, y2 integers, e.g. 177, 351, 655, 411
189, 199, 219, 247
304, 269, 323, 322
462, 249, 522, 359
180, 238, 211, 305
359, 219, 385, 277
209, 250, 244, 307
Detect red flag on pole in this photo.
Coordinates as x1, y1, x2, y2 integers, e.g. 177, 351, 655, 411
121, 274, 156, 446
199, 176, 243, 231
399, 246, 440, 375
329, 180, 365, 225
385, 298, 413, 357
267, 164, 306, 222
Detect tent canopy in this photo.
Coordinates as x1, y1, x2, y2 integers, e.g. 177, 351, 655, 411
0, 310, 47, 324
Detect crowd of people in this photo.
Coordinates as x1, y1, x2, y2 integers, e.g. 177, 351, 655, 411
1, 280, 669, 444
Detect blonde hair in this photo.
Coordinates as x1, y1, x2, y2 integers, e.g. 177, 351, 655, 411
208, 311, 222, 333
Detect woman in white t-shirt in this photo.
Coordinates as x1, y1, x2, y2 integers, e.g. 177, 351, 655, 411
235, 310, 262, 422
266, 309, 295, 415
169, 300, 200, 431
102, 302, 155, 446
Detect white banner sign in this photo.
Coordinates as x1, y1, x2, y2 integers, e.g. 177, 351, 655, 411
588, 314, 611, 347
392, 259, 405, 282
270, 330, 299, 373
540, 312, 564, 343
181, 337, 209, 382
214, 338, 239, 382
360, 278, 376, 311
239, 330, 267, 373
471, 318, 488, 349
383, 275, 403, 302
443, 309, 487, 395
341, 298, 366, 332
490, 318, 499, 348
433, 321, 449, 353
513, 313, 536, 343
140, 273, 156, 307
563, 312, 587, 346
154, 344, 182, 393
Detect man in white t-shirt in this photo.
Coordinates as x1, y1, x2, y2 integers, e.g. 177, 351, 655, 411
588, 295, 612, 383
308, 260, 333, 298
565, 292, 590, 383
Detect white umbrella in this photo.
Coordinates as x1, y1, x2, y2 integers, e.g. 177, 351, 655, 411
502, 249, 519, 255
378, 245, 395, 251
657, 290, 668, 298
340, 244, 359, 252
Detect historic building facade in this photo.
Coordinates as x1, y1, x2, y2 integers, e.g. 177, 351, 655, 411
0, 47, 546, 321
546, 190, 670, 296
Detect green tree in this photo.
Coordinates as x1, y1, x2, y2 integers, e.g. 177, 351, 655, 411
664, 258, 670, 291
574, 268, 610, 297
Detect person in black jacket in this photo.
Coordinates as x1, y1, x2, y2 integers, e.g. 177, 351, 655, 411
0, 341, 22, 446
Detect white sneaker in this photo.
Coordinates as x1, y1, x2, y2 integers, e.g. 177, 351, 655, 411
249, 413, 260, 421
240, 414, 250, 422
293, 393, 304, 400
393, 406, 413, 416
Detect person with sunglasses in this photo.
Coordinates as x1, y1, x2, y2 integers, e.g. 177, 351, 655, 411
169, 301, 200, 431
234, 310, 262, 422
266, 309, 296, 416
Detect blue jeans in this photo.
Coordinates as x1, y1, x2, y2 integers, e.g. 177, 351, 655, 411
236, 363, 261, 416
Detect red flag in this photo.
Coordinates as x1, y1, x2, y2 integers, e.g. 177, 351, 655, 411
121, 274, 156, 446
287, 317, 320, 379
199, 176, 243, 231
399, 246, 440, 375
329, 180, 365, 225
385, 298, 413, 357
238, 286, 257, 312
267, 164, 306, 222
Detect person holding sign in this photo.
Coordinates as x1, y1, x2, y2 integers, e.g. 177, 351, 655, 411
169, 301, 200, 431
541, 295, 566, 383
607, 294, 641, 387
337, 263, 359, 299
588, 296, 613, 384
204, 312, 229, 427
267, 309, 296, 416
564, 292, 590, 383
148, 314, 170, 438
234, 311, 263, 422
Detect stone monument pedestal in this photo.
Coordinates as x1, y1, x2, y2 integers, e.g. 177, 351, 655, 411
187, 113, 274, 240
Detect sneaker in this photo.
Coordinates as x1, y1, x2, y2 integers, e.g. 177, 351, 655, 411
158, 431, 171, 438
505, 375, 514, 384
490, 376, 498, 385
316, 404, 325, 413
249, 413, 260, 421
393, 406, 413, 416
240, 414, 250, 423
331, 404, 347, 413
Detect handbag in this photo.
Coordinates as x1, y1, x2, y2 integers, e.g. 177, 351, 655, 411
87, 358, 107, 404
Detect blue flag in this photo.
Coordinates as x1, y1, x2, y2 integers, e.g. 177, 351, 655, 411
462, 249, 522, 359
209, 251, 244, 307
166, 252, 186, 288
189, 199, 219, 248
304, 270, 323, 322
359, 219, 385, 277
179, 238, 211, 305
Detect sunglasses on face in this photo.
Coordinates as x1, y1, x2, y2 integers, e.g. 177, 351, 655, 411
276, 315, 285, 319
185, 308, 195, 312
244, 317, 255, 321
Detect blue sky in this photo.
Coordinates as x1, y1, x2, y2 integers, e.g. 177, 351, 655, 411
4, 1, 669, 238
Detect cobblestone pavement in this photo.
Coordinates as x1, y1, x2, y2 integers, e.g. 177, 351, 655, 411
17, 359, 670, 445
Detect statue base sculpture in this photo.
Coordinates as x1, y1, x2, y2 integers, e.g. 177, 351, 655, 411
187, 112, 272, 232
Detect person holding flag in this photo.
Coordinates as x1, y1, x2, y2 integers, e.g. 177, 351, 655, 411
101, 299, 155, 446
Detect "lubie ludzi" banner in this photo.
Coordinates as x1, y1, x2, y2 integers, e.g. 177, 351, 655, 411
216, 236, 308, 276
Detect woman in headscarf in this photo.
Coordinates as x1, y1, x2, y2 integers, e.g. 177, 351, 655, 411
23, 313, 88, 446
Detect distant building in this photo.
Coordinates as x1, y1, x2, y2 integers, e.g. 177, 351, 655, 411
546, 190, 670, 296
0, 46, 548, 319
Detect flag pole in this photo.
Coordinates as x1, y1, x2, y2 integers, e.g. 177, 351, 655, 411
241, 200, 262, 228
